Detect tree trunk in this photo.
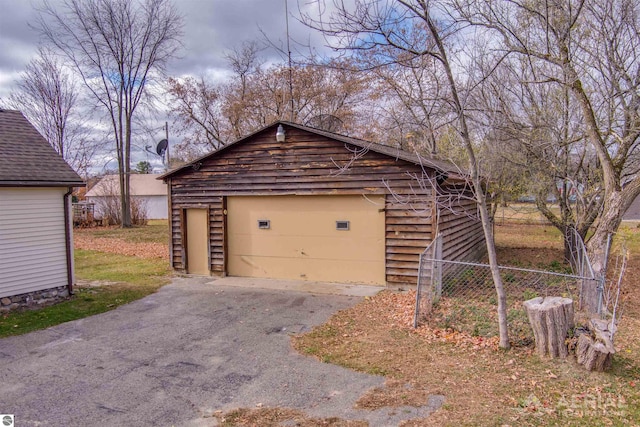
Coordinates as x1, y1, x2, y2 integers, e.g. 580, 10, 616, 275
523, 296, 574, 358
122, 116, 133, 227
583, 192, 625, 314
479, 198, 510, 349
576, 319, 615, 372
423, 12, 510, 349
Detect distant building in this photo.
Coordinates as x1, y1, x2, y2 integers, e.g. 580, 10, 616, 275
0, 109, 84, 311
86, 174, 168, 220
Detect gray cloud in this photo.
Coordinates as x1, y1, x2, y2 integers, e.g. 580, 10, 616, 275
0, 0, 334, 171
0, 0, 328, 94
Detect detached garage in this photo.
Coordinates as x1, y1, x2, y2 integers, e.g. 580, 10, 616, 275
161, 122, 485, 288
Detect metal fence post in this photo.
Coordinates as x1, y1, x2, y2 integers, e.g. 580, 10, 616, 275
434, 235, 442, 302
597, 276, 605, 317
414, 252, 424, 328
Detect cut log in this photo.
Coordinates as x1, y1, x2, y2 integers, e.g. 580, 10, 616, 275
576, 319, 615, 372
523, 296, 574, 358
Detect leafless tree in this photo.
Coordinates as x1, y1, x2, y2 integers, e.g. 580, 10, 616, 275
475, 54, 603, 263
454, 0, 640, 312
302, 0, 510, 348
166, 76, 227, 150
3, 47, 97, 177
36, 0, 183, 227
166, 51, 371, 157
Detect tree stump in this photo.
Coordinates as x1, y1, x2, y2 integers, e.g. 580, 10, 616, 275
576, 318, 615, 372
523, 296, 574, 358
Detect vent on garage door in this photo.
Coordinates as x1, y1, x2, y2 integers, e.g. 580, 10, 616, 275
336, 220, 350, 230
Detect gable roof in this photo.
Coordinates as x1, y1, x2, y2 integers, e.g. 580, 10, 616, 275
0, 109, 84, 187
86, 174, 168, 197
160, 121, 465, 180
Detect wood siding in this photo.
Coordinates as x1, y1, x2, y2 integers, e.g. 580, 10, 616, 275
437, 194, 486, 262
0, 187, 69, 298
167, 125, 482, 286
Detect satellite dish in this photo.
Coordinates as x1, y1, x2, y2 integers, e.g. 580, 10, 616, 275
156, 139, 168, 156
305, 114, 344, 134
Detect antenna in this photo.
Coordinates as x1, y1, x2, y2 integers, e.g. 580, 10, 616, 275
156, 139, 168, 157
306, 114, 344, 133
285, 0, 294, 122
145, 122, 170, 167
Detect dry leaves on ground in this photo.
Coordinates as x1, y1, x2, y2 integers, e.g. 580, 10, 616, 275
74, 232, 168, 260
372, 290, 500, 350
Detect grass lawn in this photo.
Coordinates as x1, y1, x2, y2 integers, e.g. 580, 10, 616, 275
0, 224, 171, 338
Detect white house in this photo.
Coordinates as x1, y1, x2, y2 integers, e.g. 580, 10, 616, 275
86, 174, 168, 220
0, 109, 84, 311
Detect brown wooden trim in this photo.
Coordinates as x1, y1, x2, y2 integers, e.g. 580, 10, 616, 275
167, 178, 174, 267
207, 206, 212, 274
222, 196, 228, 276
180, 208, 187, 271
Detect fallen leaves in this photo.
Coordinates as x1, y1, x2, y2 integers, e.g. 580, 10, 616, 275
369, 290, 501, 350
74, 231, 168, 259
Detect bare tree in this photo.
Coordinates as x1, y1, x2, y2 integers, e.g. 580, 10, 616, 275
302, 0, 510, 348
166, 53, 370, 157
36, 0, 183, 227
3, 47, 96, 176
476, 55, 603, 263
167, 76, 227, 150
455, 0, 640, 311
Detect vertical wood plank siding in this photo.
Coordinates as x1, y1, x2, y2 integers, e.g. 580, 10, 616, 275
168, 126, 482, 286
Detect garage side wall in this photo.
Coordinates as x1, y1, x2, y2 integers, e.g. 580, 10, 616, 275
437, 196, 486, 262
168, 127, 480, 286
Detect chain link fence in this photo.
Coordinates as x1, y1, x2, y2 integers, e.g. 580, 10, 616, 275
414, 230, 603, 345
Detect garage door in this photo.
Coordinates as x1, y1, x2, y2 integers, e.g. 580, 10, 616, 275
227, 195, 385, 285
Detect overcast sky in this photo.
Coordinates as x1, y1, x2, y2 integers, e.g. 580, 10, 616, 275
0, 0, 332, 172
0, 0, 327, 99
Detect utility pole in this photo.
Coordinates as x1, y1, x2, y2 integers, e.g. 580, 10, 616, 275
285, 0, 294, 122
165, 121, 170, 168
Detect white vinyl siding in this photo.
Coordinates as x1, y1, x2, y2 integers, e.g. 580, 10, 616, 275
144, 195, 168, 219
0, 187, 68, 298
87, 195, 168, 219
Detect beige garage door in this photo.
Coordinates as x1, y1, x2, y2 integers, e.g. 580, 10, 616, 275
227, 195, 385, 285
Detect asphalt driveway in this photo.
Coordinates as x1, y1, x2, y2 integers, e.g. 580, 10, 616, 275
0, 277, 442, 426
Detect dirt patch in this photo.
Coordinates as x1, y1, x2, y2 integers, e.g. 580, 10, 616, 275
355, 379, 436, 409
75, 279, 124, 288
214, 407, 368, 426
496, 247, 566, 269
74, 229, 168, 260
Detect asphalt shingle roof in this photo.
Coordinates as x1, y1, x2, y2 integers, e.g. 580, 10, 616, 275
0, 109, 84, 187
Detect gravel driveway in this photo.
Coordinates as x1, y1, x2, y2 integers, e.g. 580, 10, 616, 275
0, 277, 442, 426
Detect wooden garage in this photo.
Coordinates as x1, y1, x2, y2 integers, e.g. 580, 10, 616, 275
160, 122, 485, 288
